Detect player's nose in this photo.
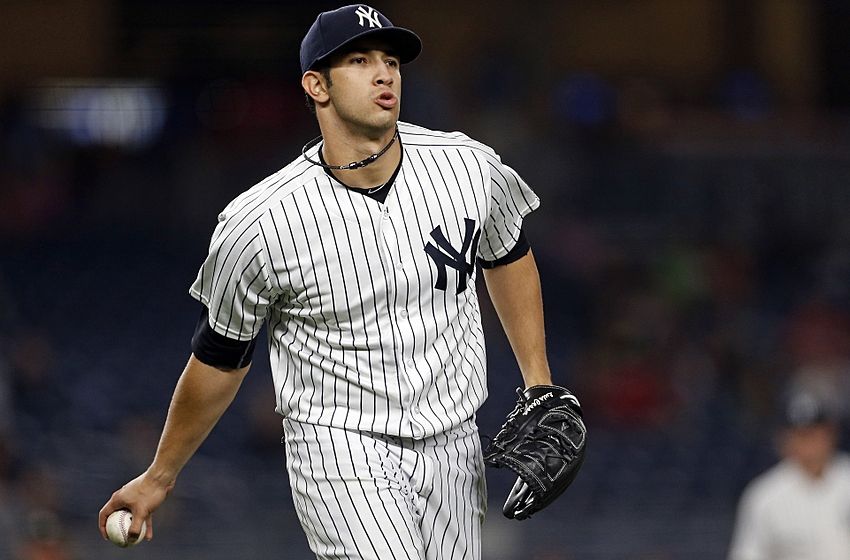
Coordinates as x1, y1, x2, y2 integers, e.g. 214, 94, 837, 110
374, 64, 393, 86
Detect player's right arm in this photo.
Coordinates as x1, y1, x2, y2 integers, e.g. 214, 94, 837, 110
100, 199, 277, 543
98, 354, 250, 543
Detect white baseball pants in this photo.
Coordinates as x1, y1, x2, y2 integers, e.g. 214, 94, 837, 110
283, 418, 487, 560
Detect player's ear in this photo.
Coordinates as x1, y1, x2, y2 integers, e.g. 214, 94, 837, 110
302, 71, 330, 105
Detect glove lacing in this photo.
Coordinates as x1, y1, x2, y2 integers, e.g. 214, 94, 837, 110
488, 388, 580, 467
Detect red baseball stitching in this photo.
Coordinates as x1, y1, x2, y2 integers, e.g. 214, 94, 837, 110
119, 510, 130, 544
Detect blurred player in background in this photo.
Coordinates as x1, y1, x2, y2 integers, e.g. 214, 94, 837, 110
728, 390, 850, 560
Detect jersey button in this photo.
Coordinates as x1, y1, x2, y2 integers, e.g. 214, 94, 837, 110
406, 360, 414, 368
399, 309, 408, 318
395, 262, 404, 271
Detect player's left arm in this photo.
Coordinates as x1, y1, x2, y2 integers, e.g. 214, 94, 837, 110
478, 152, 585, 519
482, 249, 551, 387
482, 248, 587, 520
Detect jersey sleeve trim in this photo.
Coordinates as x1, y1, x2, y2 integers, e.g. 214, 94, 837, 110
191, 306, 257, 370
478, 228, 530, 268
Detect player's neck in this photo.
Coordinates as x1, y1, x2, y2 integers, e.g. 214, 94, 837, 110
319, 122, 401, 189
798, 457, 831, 480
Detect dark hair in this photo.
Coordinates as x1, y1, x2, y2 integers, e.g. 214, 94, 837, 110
305, 65, 333, 114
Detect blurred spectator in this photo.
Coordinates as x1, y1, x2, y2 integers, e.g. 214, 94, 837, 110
728, 390, 850, 560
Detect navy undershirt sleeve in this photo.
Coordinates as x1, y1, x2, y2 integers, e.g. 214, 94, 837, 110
191, 307, 257, 370
477, 229, 531, 269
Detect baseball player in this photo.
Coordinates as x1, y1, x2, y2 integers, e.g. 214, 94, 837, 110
728, 390, 850, 560
99, 5, 581, 559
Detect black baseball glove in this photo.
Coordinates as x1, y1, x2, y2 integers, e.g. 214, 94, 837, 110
483, 385, 586, 520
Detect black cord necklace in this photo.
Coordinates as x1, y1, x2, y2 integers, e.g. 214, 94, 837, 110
301, 127, 399, 171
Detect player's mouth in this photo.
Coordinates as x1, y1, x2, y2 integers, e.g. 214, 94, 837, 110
375, 91, 398, 109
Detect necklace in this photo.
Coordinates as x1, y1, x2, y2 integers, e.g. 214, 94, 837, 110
301, 127, 399, 171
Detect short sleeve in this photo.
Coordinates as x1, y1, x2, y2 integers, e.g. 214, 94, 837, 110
189, 212, 276, 341
477, 152, 540, 262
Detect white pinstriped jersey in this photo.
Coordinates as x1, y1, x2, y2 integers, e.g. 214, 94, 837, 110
190, 121, 539, 439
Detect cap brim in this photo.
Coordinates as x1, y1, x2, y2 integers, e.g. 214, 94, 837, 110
783, 415, 836, 428
310, 27, 422, 71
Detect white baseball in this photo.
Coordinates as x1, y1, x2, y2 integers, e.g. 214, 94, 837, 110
105, 509, 146, 547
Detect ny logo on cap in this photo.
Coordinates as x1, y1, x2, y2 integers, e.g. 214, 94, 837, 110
355, 5, 383, 28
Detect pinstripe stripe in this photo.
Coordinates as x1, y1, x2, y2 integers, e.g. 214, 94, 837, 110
419, 149, 483, 425
391, 174, 444, 435
362, 436, 421, 560
360, 205, 398, 435
418, 420, 484, 560
405, 154, 458, 433
285, 421, 347, 557
198, 162, 313, 303
325, 424, 384, 559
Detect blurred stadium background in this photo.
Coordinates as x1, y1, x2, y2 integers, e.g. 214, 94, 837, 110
2, 0, 850, 558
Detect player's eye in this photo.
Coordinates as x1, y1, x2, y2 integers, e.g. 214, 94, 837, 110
350, 56, 367, 64
386, 58, 399, 68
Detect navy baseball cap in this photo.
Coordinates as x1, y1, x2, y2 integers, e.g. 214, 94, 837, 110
782, 390, 839, 428
300, 4, 422, 74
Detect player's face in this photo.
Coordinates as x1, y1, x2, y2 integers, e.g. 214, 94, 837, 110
781, 423, 838, 476
324, 41, 402, 135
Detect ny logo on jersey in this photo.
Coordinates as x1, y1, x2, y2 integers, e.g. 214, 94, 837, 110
355, 5, 383, 28
425, 219, 481, 293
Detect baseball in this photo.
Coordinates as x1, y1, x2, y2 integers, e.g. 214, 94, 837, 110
105, 509, 146, 547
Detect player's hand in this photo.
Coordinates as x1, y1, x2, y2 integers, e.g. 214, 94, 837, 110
98, 471, 174, 542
